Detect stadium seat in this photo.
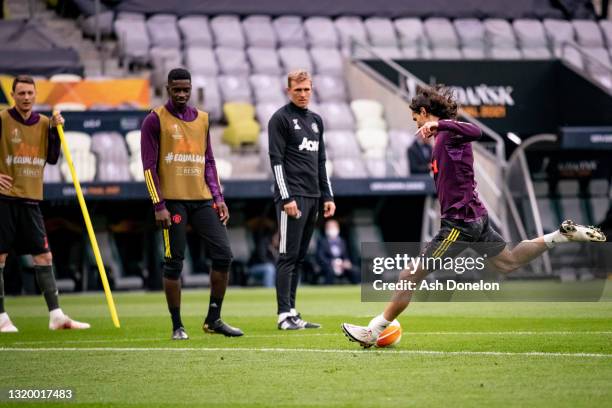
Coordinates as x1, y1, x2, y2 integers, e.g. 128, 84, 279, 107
149, 47, 182, 90
313, 75, 348, 103
222, 102, 260, 148
273, 16, 307, 47
250, 75, 285, 104
332, 158, 368, 178
43, 164, 62, 183
215, 47, 250, 76
278, 47, 313, 73
184, 47, 218, 76
147, 14, 181, 49
324, 130, 361, 159
532, 181, 549, 197
371, 46, 404, 59
63, 131, 92, 153
454, 18, 485, 58
560, 198, 589, 225
114, 18, 150, 66
521, 48, 553, 60
490, 48, 523, 60
243, 15, 277, 48
543, 19, 576, 57
129, 158, 145, 182
98, 162, 131, 182
310, 47, 344, 75
484, 19, 518, 49
431, 48, 463, 59
87, 230, 142, 290
590, 198, 609, 224
304, 17, 339, 48
558, 180, 579, 196
588, 179, 609, 196
364, 17, 398, 47
401, 46, 420, 59
192, 75, 223, 122
215, 158, 233, 180
318, 102, 355, 131
424, 18, 459, 50
211, 15, 245, 48
247, 47, 283, 75
218, 75, 253, 104
91, 132, 129, 163
125, 130, 141, 156
572, 20, 605, 48
116, 11, 145, 21
350, 99, 386, 130
536, 198, 559, 233
356, 128, 389, 154
178, 16, 214, 47
513, 19, 552, 59
49, 74, 82, 82
388, 129, 415, 154
61, 151, 97, 182
461, 47, 486, 59
53, 102, 87, 111
395, 18, 427, 49
365, 158, 387, 178
335, 16, 368, 53
395, 18, 428, 59
255, 102, 280, 130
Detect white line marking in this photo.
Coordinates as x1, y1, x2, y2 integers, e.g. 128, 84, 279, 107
7, 331, 612, 345
0, 347, 610, 358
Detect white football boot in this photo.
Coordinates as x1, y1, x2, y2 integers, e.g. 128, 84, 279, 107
49, 313, 91, 330
0, 313, 18, 333
560, 220, 606, 242
341, 323, 377, 348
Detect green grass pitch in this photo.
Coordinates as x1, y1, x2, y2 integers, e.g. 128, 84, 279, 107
1, 286, 611, 407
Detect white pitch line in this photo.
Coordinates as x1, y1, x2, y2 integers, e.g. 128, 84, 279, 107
0, 347, 610, 358
7, 331, 612, 345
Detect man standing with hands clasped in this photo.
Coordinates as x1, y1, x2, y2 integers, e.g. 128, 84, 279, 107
268, 70, 335, 330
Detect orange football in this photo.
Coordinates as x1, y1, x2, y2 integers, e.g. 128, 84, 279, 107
376, 320, 402, 348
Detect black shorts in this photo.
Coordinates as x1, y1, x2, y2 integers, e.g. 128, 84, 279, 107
0, 199, 50, 255
422, 215, 506, 263
163, 200, 233, 272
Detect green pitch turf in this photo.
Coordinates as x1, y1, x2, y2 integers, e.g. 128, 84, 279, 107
1, 285, 611, 407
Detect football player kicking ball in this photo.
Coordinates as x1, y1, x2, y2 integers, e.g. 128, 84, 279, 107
341, 85, 606, 348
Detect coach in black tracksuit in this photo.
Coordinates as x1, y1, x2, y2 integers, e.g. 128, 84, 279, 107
268, 70, 335, 330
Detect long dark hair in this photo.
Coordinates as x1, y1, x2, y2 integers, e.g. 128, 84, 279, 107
409, 84, 457, 120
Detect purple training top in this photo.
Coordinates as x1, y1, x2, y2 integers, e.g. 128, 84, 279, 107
431, 119, 487, 221
140, 100, 223, 211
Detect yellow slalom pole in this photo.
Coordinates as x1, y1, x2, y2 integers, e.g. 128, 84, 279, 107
55, 118, 121, 328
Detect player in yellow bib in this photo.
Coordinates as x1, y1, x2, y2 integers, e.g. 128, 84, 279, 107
0, 75, 89, 333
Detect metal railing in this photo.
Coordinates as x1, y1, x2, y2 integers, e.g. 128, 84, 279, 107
561, 41, 612, 93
